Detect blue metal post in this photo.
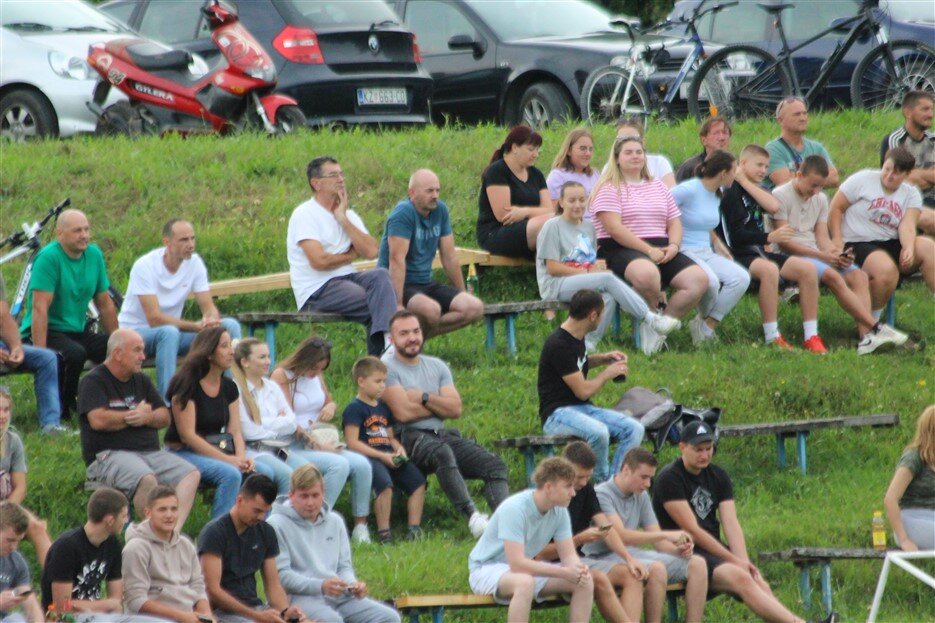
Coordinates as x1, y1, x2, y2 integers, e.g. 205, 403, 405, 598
407, 609, 420, 623
524, 448, 536, 488
632, 315, 641, 348
485, 317, 496, 351
820, 562, 832, 615
612, 306, 621, 336
666, 593, 678, 621
775, 435, 787, 469
431, 606, 444, 623
264, 321, 277, 371
884, 295, 896, 326
796, 432, 808, 475
799, 565, 812, 609
506, 313, 517, 356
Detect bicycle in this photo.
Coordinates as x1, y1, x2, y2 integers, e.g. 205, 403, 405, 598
0, 198, 122, 332
686, 0, 935, 122
579, 0, 737, 126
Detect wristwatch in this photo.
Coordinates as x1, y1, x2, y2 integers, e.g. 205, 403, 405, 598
421, 392, 430, 406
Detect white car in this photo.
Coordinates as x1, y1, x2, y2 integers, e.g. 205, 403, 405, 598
0, 0, 129, 140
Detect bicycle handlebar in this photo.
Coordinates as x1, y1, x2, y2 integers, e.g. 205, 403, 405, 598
0, 198, 71, 250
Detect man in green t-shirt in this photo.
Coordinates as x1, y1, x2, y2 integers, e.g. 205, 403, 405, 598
19, 209, 117, 417
764, 97, 840, 191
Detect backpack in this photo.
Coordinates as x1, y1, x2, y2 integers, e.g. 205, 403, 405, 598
614, 387, 721, 453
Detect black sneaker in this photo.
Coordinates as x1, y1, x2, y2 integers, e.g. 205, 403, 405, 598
406, 526, 423, 541
377, 529, 393, 544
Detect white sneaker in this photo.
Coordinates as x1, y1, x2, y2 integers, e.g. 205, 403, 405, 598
639, 322, 667, 356
352, 523, 372, 544
646, 312, 681, 336
857, 323, 908, 355
689, 315, 716, 346
468, 511, 489, 538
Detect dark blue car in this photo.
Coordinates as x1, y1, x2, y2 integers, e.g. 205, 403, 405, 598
665, 0, 934, 107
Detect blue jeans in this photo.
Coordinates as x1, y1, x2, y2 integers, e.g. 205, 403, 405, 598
543, 404, 644, 482
169, 448, 242, 518
135, 318, 242, 400
0, 341, 61, 428
287, 443, 372, 517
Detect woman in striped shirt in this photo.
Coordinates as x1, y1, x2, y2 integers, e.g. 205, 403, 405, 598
590, 136, 708, 348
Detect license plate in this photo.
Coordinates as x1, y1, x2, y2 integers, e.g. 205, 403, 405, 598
357, 87, 407, 106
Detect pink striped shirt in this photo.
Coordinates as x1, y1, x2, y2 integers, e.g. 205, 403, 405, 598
589, 179, 681, 240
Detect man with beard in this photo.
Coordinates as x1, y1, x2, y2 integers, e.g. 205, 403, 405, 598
380, 311, 508, 538
378, 169, 483, 338
880, 90, 935, 233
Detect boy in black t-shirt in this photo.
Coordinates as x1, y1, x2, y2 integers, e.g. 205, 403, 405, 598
40, 488, 153, 622
719, 144, 821, 350
342, 356, 425, 544
535, 442, 647, 623
652, 422, 831, 623
198, 475, 307, 623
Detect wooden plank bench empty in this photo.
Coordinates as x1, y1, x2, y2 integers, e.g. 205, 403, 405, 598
759, 547, 886, 614
493, 435, 578, 485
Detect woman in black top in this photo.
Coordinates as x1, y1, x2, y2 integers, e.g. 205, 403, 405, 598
478, 124, 554, 259
165, 327, 263, 519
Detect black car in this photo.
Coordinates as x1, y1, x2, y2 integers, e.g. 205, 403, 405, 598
665, 0, 935, 107
99, 0, 433, 126
391, 0, 704, 125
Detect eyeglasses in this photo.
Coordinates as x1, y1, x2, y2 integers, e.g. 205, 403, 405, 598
775, 96, 806, 117
315, 171, 345, 180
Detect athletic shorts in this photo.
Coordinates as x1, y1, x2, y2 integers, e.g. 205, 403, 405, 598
403, 282, 461, 313
695, 545, 729, 582
469, 562, 556, 605
734, 251, 790, 271
368, 456, 426, 495
86, 449, 196, 499
628, 547, 692, 583
478, 220, 534, 260
597, 237, 698, 288
848, 239, 902, 268
804, 257, 858, 281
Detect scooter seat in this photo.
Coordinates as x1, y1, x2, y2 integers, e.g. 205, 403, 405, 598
127, 42, 193, 71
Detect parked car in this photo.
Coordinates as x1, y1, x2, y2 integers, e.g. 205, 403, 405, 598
0, 0, 129, 140
665, 0, 935, 108
390, 0, 708, 125
98, 0, 433, 126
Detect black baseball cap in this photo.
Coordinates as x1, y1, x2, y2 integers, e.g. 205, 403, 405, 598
681, 420, 715, 445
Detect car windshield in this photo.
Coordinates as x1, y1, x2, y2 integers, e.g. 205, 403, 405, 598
464, 0, 613, 40
883, 0, 935, 23
272, 0, 401, 28
1, 0, 124, 32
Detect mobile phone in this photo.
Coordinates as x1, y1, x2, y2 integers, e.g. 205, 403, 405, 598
598, 524, 612, 532
12, 587, 33, 597
196, 615, 213, 623
612, 373, 627, 383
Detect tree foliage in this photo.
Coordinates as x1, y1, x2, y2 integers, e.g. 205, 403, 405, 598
596, 0, 677, 25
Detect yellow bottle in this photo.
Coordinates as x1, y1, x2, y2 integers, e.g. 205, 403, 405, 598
872, 510, 887, 550
466, 264, 479, 295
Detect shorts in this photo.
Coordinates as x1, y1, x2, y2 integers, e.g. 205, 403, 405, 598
86, 449, 196, 499
848, 239, 902, 268
469, 562, 556, 605
597, 237, 698, 288
403, 282, 461, 313
581, 551, 630, 575
478, 220, 534, 260
734, 250, 790, 271
805, 257, 858, 281
695, 546, 728, 582
368, 456, 426, 495
628, 547, 691, 583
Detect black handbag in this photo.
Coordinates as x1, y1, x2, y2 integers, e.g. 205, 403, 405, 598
205, 432, 235, 455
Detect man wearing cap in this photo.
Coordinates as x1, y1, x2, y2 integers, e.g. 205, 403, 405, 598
651, 421, 834, 623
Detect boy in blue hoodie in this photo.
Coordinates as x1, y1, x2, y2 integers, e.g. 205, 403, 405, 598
266, 464, 400, 623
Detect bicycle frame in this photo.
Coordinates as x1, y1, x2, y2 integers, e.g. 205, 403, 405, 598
770, 3, 888, 103
1, 243, 42, 319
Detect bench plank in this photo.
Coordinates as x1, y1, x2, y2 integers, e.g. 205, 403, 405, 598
719, 414, 898, 437
493, 435, 575, 449
759, 547, 886, 563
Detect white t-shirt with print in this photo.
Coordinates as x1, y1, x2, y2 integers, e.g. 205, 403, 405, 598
839, 169, 923, 243
118, 247, 210, 330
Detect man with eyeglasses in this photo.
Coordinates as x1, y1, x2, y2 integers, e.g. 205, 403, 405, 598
287, 156, 397, 356
765, 97, 839, 191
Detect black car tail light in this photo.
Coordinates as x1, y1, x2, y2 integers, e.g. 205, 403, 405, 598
273, 26, 324, 64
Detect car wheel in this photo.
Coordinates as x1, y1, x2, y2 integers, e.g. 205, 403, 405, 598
514, 82, 574, 128
0, 89, 57, 141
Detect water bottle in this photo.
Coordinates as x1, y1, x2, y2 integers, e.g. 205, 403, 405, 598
872, 510, 887, 550
466, 263, 479, 295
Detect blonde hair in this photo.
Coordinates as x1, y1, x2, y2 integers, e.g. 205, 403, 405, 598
908, 405, 935, 466
0, 389, 10, 459
290, 463, 324, 492
550, 128, 594, 174
531, 457, 576, 488
590, 136, 651, 207
231, 338, 265, 425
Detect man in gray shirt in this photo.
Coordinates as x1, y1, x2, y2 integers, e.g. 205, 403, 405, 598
381, 310, 508, 539
588, 448, 707, 623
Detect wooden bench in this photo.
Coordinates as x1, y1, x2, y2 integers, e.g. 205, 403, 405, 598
759, 547, 886, 615
394, 583, 686, 623
493, 435, 578, 486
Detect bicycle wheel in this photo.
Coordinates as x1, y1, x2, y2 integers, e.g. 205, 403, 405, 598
579, 65, 650, 126
851, 40, 935, 110
687, 44, 792, 123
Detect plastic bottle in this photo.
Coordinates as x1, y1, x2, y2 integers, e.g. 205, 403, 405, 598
872, 510, 887, 550
466, 264, 479, 295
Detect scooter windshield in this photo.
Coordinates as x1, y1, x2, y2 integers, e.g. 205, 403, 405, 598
213, 22, 276, 82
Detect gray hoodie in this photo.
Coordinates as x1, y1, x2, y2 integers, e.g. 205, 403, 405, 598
266, 495, 355, 597
122, 519, 208, 614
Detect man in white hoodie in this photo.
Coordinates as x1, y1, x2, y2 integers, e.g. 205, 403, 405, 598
266, 465, 400, 623
122, 485, 215, 623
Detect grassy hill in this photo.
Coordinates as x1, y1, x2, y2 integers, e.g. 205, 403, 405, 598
1, 111, 933, 621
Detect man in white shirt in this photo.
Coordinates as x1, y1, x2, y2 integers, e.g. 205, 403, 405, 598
118, 219, 242, 399
287, 156, 397, 355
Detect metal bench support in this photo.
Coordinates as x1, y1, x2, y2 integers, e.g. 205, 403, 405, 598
666, 593, 678, 622
775, 431, 810, 474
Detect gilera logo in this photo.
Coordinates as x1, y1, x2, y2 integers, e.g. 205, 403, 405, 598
133, 82, 174, 103
368, 34, 380, 54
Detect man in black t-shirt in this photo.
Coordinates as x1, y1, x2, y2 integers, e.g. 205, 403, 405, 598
652, 422, 825, 623
77, 328, 199, 526
535, 442, 647, 623
41, 488, 162, 622
198, 475, 307, 623
537, 289, 643, 483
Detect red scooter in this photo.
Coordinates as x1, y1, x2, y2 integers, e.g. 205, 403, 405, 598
87, 0, 305, 135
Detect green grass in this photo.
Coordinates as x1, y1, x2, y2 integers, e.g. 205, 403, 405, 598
1, 112, 934, 622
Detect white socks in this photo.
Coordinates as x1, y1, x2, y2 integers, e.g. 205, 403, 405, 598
763, 322, 780, 343
803, 320, 818, 341
871, 309, 883, 321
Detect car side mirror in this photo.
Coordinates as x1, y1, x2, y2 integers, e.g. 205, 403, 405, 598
448, 34, 486, 56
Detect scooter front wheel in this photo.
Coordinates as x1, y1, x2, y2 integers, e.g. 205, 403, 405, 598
272, 105, 306, 133
95, 102, 155, 137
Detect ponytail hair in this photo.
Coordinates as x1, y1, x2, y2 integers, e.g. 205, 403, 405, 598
490, 124, 543, 164
231, 338, 264, 425
694, 149, 735, 179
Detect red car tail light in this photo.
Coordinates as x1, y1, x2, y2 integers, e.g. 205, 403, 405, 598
412, 34, 422, 63
273, 26, 323, 64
